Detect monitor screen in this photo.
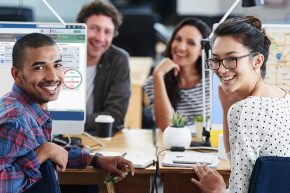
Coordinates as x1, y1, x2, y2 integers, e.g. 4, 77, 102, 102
0, 22, 87, 134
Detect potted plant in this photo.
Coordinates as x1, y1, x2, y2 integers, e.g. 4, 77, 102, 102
163, 113, 192, 149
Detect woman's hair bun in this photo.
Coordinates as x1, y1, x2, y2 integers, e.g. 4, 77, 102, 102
244, 15, 262, 29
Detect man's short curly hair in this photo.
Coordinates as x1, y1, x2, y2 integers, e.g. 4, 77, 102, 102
77, 0, 122, 36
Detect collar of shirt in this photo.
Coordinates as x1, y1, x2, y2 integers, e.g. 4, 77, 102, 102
10, 84, 52, 128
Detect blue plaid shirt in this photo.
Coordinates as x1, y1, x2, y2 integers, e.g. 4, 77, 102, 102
0, 84, 89, 193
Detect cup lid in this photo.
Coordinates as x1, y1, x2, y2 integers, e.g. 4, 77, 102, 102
95, 115, 114, 123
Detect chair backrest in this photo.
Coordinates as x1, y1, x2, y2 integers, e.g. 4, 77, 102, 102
0, 7, 33, 21
248, 156, 290, 193
23, 160, 61, 193
113, 11, 157, 58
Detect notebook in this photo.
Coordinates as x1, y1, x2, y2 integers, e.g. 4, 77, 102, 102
162, 151, 219, 168
98, 151, 155, 168
124, 154, 155, 168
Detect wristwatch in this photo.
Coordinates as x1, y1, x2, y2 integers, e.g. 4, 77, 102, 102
90, 153, 102, 168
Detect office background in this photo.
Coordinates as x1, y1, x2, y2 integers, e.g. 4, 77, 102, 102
1, 0, 289, 128
1, 0, 290, 24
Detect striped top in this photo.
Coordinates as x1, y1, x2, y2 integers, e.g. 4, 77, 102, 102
144, 76, 210, 125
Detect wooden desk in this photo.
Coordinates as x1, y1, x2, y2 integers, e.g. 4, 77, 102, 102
59, 129, 231, 193
58, 129, 156, 193
155, 130, 231, 193
159, 159, 230, 193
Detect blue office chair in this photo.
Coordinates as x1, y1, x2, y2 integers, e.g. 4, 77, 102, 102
248, 156, 290, 193
24, 160, 61, 193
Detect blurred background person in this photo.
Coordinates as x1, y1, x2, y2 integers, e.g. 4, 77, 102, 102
77, 0, 131, 136
144, 18, 211, 131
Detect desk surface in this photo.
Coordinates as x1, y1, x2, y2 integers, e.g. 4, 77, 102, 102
59, 129, 156, 193
60, 129, 230, 193
68, 128, 229, 170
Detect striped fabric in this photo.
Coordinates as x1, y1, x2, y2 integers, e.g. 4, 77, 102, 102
144, 76, 210, 125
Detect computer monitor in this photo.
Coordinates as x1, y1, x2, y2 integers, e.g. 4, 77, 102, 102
0, 22, 87, 135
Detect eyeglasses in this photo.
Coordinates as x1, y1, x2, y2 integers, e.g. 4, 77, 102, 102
206, 52, 257, 70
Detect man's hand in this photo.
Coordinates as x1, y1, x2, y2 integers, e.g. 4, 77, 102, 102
35, 142, 68, 172
96, 156, 135, 180
191, 164, 226, 193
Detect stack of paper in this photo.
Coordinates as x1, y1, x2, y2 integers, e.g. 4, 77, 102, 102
162, 151, 219, 168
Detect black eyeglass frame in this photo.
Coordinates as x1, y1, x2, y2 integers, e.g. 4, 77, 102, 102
206, 52, 258, 70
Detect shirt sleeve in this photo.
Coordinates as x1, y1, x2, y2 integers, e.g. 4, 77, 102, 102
66, 146, 90, 169
228, 101, 260, 193
143, 76, 156, 119
0, 119, 41, 193
144, 76, 154, 107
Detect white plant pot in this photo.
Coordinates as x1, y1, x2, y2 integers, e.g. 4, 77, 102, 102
163, 126, 192, 149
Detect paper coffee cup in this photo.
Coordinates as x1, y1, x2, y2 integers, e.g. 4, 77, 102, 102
94, 115, 114, 139
95, 115, 114, 123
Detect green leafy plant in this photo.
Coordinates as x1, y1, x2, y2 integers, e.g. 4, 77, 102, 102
193, 114, 210, 123
170, 113, 187, 128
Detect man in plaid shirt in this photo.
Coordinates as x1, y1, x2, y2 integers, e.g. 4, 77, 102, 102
0, 33, 134, 193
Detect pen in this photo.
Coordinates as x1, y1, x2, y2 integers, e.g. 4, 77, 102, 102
104, 170, 132, 184
104, 152, 129, 184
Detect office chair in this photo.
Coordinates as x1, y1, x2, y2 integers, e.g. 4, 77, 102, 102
113, 10, 158, 58
0, 7, 33, 21
248, 156, 290, 193
24, 160, 61, 193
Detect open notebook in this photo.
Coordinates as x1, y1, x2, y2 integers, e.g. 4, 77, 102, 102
98, 151, 155, 168
162, 151, 219, 168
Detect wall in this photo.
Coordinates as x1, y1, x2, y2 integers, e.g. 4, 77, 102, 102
177, 0, 221, 16
0, 0, 95, 22
1, 0, 290, 23
177, 0, 290, 23
231, 1, 290, 23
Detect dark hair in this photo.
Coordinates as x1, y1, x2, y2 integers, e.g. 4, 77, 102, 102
213, 15, 271, 78
12, 33, 56, 70
163, 18, 211, 110
77, 0, 122, 36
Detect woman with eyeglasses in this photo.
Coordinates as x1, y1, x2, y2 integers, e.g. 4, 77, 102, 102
191, 16, 290, 193
144, 18, 211, 130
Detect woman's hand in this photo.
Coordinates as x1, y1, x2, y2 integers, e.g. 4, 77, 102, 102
218, 83, 240, 113
153, 58, 180, 77
191, 164, 226, 193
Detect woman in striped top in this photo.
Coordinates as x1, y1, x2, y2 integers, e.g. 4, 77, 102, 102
144, 18, 211, 131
